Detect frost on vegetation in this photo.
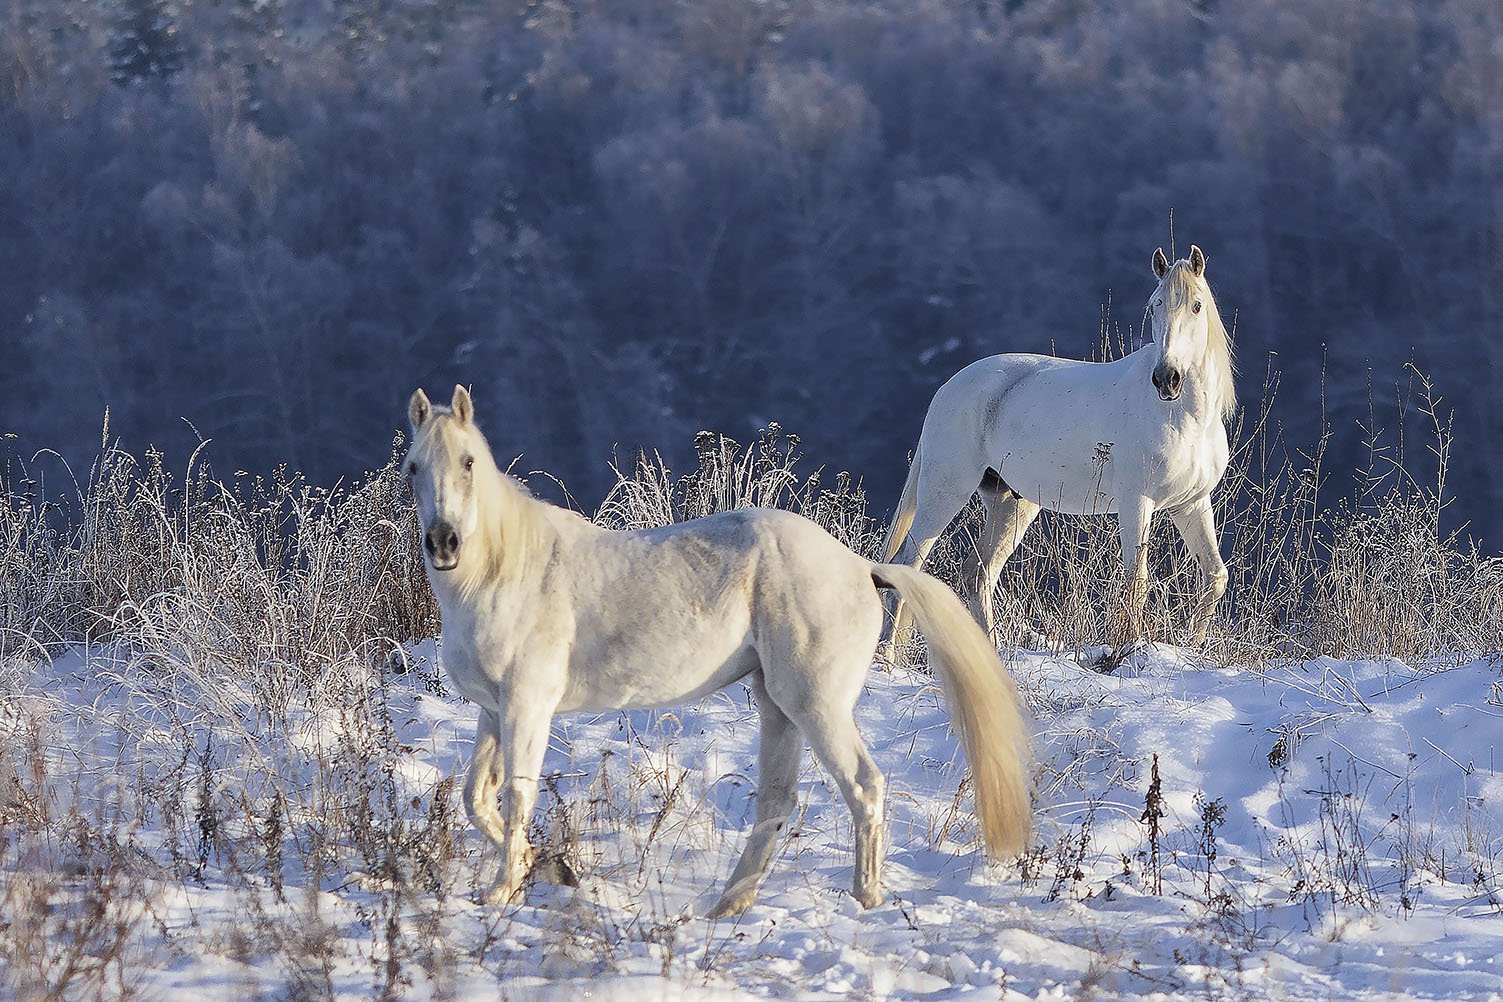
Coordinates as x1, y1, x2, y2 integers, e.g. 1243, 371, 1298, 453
1, 409, 1502, 1000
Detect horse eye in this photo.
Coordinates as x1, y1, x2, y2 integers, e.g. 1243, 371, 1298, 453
464, 456, 474, 471
405, 461, 416, 476
1193, 301, 1202, 314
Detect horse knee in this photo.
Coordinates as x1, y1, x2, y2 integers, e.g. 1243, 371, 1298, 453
465, 760, 510, 832
502, 779, 538, 831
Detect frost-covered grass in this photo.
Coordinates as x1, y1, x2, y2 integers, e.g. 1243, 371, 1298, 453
2, 406, 1501, 1000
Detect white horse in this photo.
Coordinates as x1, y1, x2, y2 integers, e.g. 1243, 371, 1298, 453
883, 246, 1235, 647
404, 385, 1032, 916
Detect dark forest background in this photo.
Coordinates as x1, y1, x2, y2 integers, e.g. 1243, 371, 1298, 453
2, 0, 1500, 541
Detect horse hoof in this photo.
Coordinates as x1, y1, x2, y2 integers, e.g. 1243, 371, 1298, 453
706, 891, 754, 919
1178, 620, 1211, 647
480, 879, 524, 906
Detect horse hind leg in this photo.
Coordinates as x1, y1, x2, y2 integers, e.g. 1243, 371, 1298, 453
882, 471, 981, 663
967, 478, 1041, 641
760, 632, 887, 909
882, 525, 941, 664
708, 672, 803, 919
804, 715, 886, 908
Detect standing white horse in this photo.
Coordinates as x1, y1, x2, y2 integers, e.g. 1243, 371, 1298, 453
405, 385, 1032, 917
883, 246, 1234, 647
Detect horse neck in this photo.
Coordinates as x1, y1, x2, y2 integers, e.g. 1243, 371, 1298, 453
1183, 367, 1230, 427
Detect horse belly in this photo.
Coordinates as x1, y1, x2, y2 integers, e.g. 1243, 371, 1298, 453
558, 603, 760, 714
983, 365, 1150, 515
990, 414, 1124, 515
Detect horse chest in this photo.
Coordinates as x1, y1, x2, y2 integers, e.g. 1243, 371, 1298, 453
436, 638, 499, 708
1150, 420, 1229, 501
436, 596, 563, 709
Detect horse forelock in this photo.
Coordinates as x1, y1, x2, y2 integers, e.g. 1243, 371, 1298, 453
1158, 259, 1236, 420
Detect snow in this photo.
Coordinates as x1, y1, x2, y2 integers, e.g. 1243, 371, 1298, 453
3, 640, 1501, 1000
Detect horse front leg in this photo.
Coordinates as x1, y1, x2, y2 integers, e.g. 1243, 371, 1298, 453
481, 693, 558, 906
1169, 496, 1227, 644
464, 709, 509, 854
1117, 496, 1155, 643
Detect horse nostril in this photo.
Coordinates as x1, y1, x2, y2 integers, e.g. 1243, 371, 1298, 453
1153, 364, 1183, 399
425, 524, 459, 559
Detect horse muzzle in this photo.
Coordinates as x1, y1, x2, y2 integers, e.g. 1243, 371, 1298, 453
424, 521, 462, 571
1152, 363, 1183, 402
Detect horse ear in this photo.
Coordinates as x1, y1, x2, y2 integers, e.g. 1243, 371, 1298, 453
451, 384, 473, 425
408, 389, 431, 432
1152, 247, 1170, 278
1188, 245, 1206, 277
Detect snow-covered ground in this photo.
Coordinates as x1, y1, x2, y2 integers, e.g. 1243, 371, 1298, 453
4, 640, 1501, 1000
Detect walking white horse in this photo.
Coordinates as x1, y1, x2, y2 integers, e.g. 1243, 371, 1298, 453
405, 385, 1032, 916
883, 246, 1235, 648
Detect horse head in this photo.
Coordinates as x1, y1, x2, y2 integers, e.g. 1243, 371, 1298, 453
405, 384, 486, 573
1147, 244, 1214, 405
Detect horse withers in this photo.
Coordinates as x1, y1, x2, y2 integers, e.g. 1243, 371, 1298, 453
884, 245, 1235, 649
404, 385, 1033, 916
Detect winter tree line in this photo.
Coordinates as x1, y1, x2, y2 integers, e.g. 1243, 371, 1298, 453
2, 0, 1500, 540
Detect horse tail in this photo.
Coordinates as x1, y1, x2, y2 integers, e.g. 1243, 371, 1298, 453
870, 562, 1032, 856
880, 441, 923, 563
